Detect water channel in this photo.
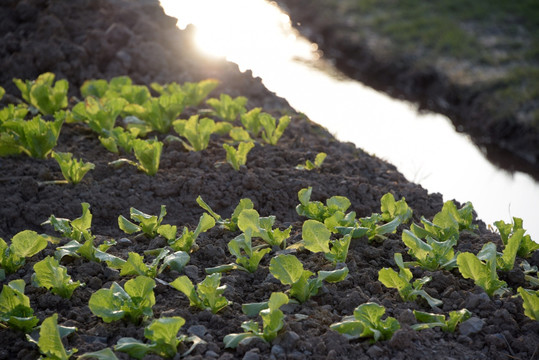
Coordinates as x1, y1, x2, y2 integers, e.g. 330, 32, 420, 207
160, 0, 539, 240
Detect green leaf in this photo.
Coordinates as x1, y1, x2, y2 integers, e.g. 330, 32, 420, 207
114, 338, 150, 360
173, 115, 215, 151
224, 141, 255, 170
27, 313, 77, 360
0, 279, 39, 332
170, 276, 200, 307
498, 229, 524, 271
11, 230, 49, 259
260, 114, 290, 145
78, 348, 119, 360
302, 220, 331, 253
131, 138, 162, 176
52, 151, 95, 184
269, 254, 304, 285
223, 332, 259, 349
517, 287, 539, 321
206, 94, 247, 122
32, 256, 82, 298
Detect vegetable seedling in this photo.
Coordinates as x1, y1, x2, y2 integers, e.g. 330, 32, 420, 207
118, 205, 169, 238
71, 96, 127, 135
196, 196, 254, 231
296, 152, 327, 171
301, 219, 351, 265
0, 103, 28, 124
495, 217, 538, 258
330, 302, 400, 342
32, 256, 83, 299
260, 114, 290, 145
401, 229, 458, 271
88, 276, 156, 323
51, 151, 95, 185
114, 316, 204, 359
223, 141, 254, 170
456, 242, 509, 297
296, 187, 355, 228
206, 228, 270, 274
26, 313, 77, 360
110, 138, 163, 176
0, 279, 39, 332
124, 94, 185, 134
119, 248, 190, 277
0, 115, 63, 158
224, 292, 289, 347
269, 254, 348, 303
158, 213, 215, 252
240, 107, 263, 137
172, 115, 216, 151
0, 230, 50, 280
151, 79, 219, 107
13, 72, 68, 115
99, 126, 139, 154
237, 209, 291, 249
170, 273, 230, 314
378, 253, 442, 308
411, 309, 472, 332
206, 94, 247, 122
517, 287, 539, 321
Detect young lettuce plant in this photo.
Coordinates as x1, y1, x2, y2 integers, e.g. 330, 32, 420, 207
0, 279, 39, 332
51, 151, 95, 185
223, 141, 255, 170
237, 209, 292, 249
269, 254, 349, 303
378, 253, 442, 308
172, 115, 216, 151
411, 309, 472, 332
170, 273, 230, 314
295, 187, 356, 229
114, 316, 204, 359
300, 219, 351, 265
521, 261, 539, 287
26, 313, 77, 360
401, 229, 458, 271
123, 93, 185, 134
158, 213, 215, 252
296, 152, 327, 171
99, 126, 139, 154
330, 302, 400, 343
81, 76, 151, 104
151, 78, 219, 107
206, 228, 270, 274
118, 205, 168, 238
196, 196, 254, 231
88, 276, 156, 324
240, 107, 263, 137
517, 287, 539, 321
110, 138, 163, 176
71, 96, 127, 135
260, 114, 290, 145
31, 256, 83, 299
0, 230, 50, 280
224, 292, 289, 348
206, 94, 247, 122
13, 72, 68, 116
456, 242, 509, 297
0, 103, 28, 124
495, 217, 539, 258
119, 248, 190, 277
0, 115, 63, 158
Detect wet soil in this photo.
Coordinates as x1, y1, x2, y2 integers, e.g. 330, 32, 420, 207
275, 0, 539, 179
0, 1, 538, 359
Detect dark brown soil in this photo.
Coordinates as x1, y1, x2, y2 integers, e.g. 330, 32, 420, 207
275, 0, 539, 180
0, 1, 538, 359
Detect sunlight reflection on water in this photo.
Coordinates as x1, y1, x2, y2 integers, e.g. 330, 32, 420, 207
160, 0, 538, 240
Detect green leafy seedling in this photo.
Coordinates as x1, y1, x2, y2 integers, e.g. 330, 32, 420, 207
124, 94, 185, 134
401, 229, 458, 271
301, 219, 351, 265
378, 253, 442, 308
0, 103, 29, 125
114, 316, 204, 359
32, 256, 83, 299
0, 279, 39, 332
224, 292, 289, 347
51, 151, 95, 185
81, 76, 150, 103
517, 287, 539, 321
411, 309, 472, 332
207, 94, 247, 122
26, 313, 77, 360
521, 261, 539, 287
88, 276, 156, 323
237, 209, 291, 249
120, 248, 190, 277
206, 228, 270, 274
269, 254, 348, 303
54, 237, 125, 269
71, 96, 127, 135
196, 196, 254, 231
495, 217, 539, 258
296, 152, 327, 170
296, 187, 355, 229
172, 115, 216, 151
240, 107, 263, 137
223, 141, 254, 170
158, 213, 215, 252
118, 205, 168, 238
0, 230, 50, 280
456, 242, 509, 297
13, 72, 68, 115
99, 126, 139, 154
110, 138, 163, 175
0, 115, 63, 158
151, 79, 219, 107
330, 302, 400, 342
0, 86, 4, 100
260, 114, 290, 145
170, 273, 230, 314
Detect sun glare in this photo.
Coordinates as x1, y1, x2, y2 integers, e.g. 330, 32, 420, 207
159, 0, 317, 71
